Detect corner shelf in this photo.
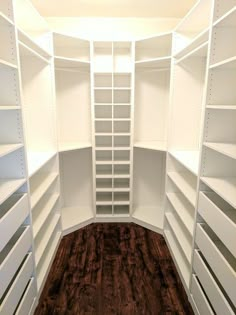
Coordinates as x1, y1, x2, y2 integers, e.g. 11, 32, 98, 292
169, 150, 200, 175
134, 141, 167, 152
59, 142, 92, 153
132, 206, 164, 233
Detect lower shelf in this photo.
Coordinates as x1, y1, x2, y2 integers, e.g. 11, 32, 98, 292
132, 206, 164, 233
61, 206, 94, 235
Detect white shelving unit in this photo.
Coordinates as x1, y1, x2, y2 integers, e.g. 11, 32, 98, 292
0, 1, 37, 314
91, 41, 134, 220
190, 2, 236, 315
0, 1, 236, 314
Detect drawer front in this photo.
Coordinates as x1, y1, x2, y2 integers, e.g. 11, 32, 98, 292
0, 253, 34, 315
15, 278, 37, 315
0, 194, 29, 252
198, 192, 236, 256
0, 226, 31, 298
191, 275, 214, 315
193, 250, 234, 315
196, 223, 236, 305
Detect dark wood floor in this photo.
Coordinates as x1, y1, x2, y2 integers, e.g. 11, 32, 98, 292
35, 223, 194, 315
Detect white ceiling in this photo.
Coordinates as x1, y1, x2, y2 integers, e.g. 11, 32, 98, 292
31, 0, 196, 18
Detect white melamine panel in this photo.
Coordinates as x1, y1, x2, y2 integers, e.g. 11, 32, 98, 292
0, 144, 24, 158
207, 67, 236, 105
133, 149, 165, 229
135, 33, 172, 61
0, 68, 21, 105
0, 0, 14, 21
204, 142, 236, 160
169, 57, 206, 151
195, 223, 236, 305
173, 0, 212, 55
14, 277, 37, 315
191, 275, 215, 315
169, 150, 200, 175
0, 253, 34, 315
134, 70, 169, 145
60, 149, 93, 230
56, 69, 91, 148
164, 226, 190, 288
0, 226, 31, 298
0, 193, 28, 252
213, 0, 236, 22
14, 0, 52, 55
0, 178, 26, 205
53, 32, 90, 61
0, 17, 16, 66
0, 147, 26, 178
93, 42, 112, 73
204, 109, 236, 143
19, 54, 56, 154
198, 191, 236, 256
113, 42, 132, 73
193, 250, 235, 315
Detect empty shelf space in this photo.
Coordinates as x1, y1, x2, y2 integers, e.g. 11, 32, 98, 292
0, 58, 17, 69
132, 206, 164, 231
32, 194, 60, 238
30, 173, 58, 209
0, 178, 26, 205
135, 56, 171, 70
213, 5, 236, 27
61, 206, 94, 233
166, 192, 194, 236
54, 56, 90, 69
96, 205, 112, 215
175, 41, 208, 65
174, 28, 209, 60
35, 214, 61, 267
96, 192, 112, 203
0, 11, 14, 26
201, 176, 236, 208
134, 141, 167, 152
27, 151, 57, 177
164, 229, 190, 288
204, 142, 236, 160
0, 144, 23, 158
36, 230, 61, 292
114, 192, 129, 202
96, 178, 112, 189
59, 142, 92, 153
113, 205, 129, 215
210, 55, 236, 70
168, 172, 197, 206
169, 150, 200, 175
165, 212, 192, 264
19, 41, 50, 64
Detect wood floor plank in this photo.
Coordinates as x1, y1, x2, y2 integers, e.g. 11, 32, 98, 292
35, 223, 194, 315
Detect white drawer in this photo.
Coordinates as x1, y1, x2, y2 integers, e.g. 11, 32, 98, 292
191, 275, 214, 315
0, 193, 29, 252
15, 277, 37, 315
193, 250, 235, 315
0, 252, 34, 315
198, 191, 236, 256
0, 226, 32, 298
196, 223, 236, 305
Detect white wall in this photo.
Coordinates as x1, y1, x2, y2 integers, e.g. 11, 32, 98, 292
46, 17, 179, 40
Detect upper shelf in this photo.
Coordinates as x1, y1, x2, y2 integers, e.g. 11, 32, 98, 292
134, 141, 167, 152
54, 56, 90, 70
27, 151, 57, 177
169, 150, 200, 176
135, 56, 171, 70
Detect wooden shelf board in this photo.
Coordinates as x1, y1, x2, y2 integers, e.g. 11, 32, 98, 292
134, 141, 167, 152
61, 206, 94, 234
28, 151, 57, 177
204, 142, 236, 160
0, 178, 26, 205
201, 176, 236, 209
166, 192, 194, 236
165, 212, 192, 263
168, 171, 197, 206
0, 144, 23, 158
59, 142, 92, 153
169, 150, 200, 175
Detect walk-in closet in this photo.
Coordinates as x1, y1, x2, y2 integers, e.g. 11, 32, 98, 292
0, 0, 235, 314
